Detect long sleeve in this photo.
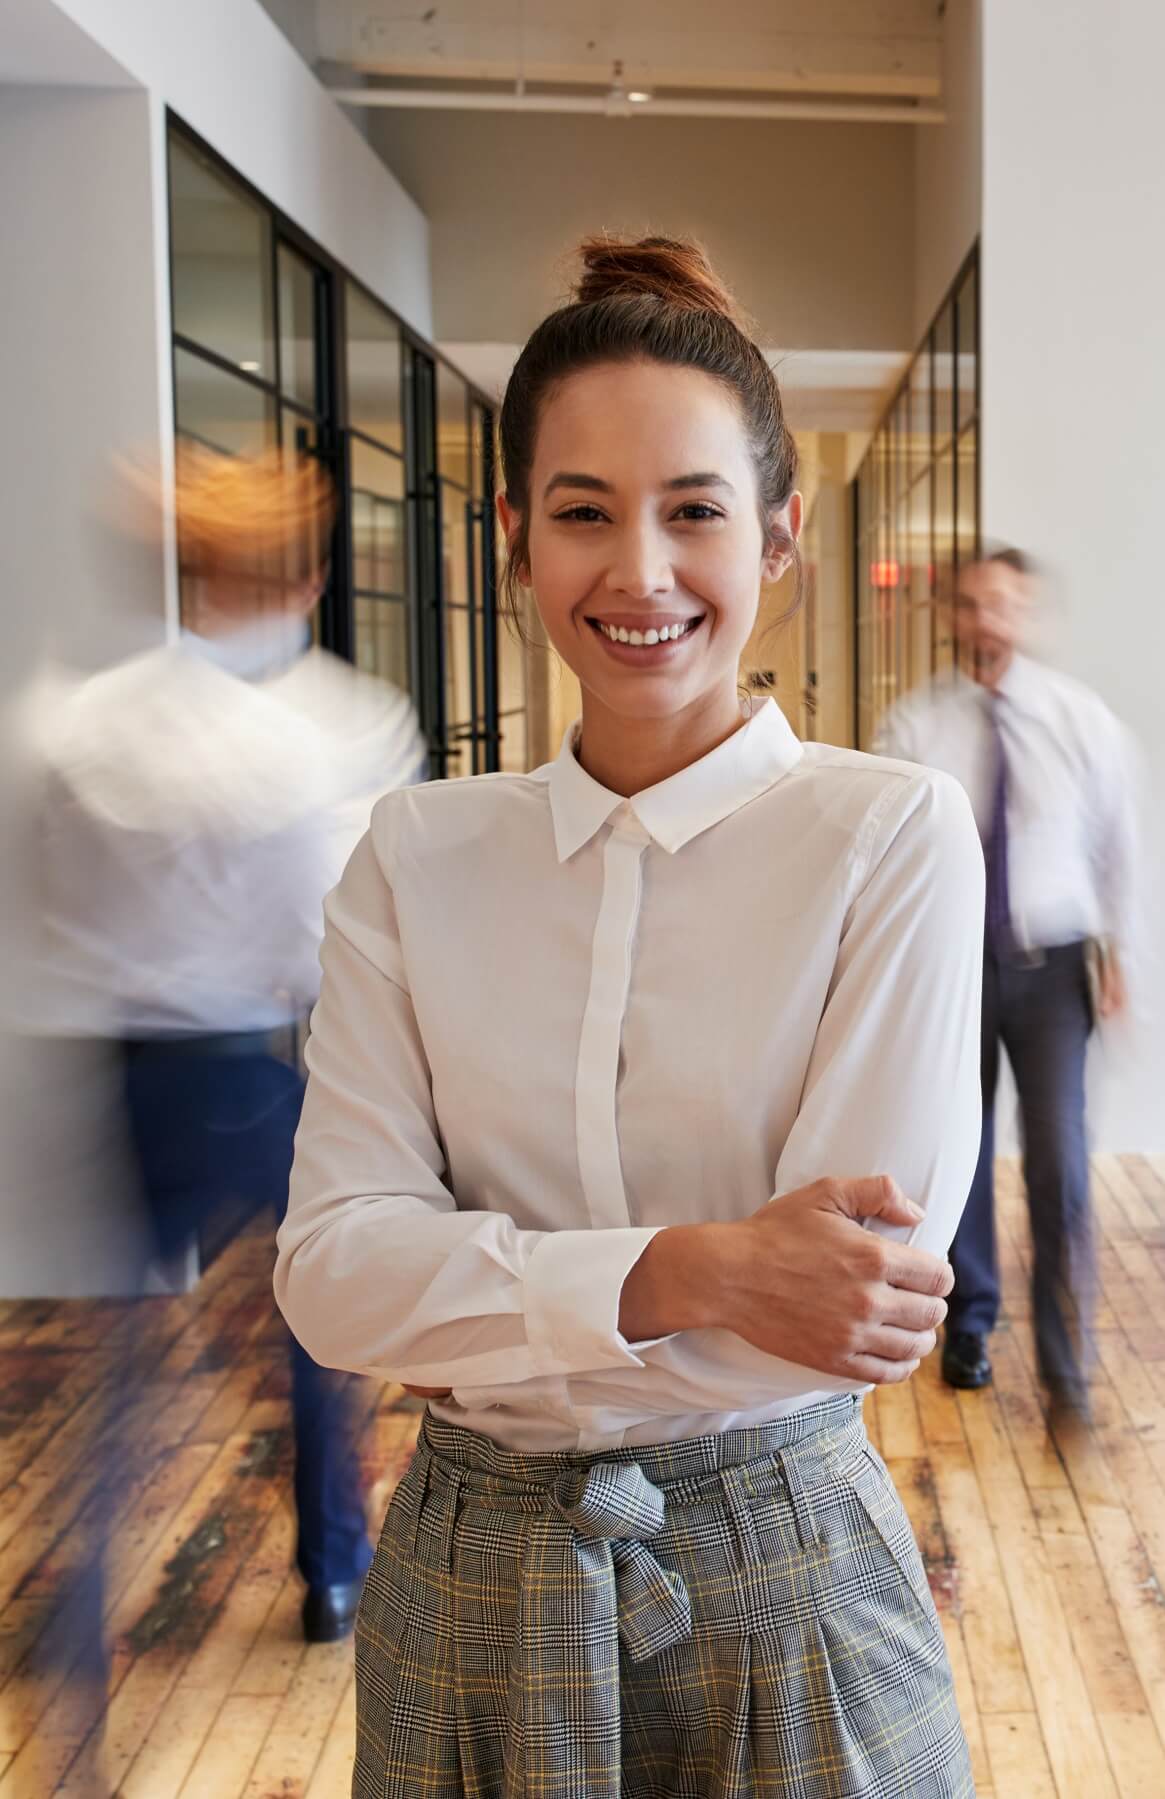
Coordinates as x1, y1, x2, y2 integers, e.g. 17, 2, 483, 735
1089, 706, 1139, 959
273, 809, 661, 1388
772, 769, 985, 1260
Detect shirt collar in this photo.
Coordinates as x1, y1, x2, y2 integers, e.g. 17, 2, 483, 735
180, 618, 311, 682
547, 697, 804, 862
979, 652, 1038, 713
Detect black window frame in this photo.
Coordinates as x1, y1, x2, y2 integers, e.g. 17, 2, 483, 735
164, 112, 515, 775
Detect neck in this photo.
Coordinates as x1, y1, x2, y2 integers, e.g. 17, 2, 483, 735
973, 647, 1015, 692
575, 679, 747, 795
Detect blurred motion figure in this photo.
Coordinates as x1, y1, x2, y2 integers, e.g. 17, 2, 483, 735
877, 549, 1136, 1413
38, 446, 427, 1641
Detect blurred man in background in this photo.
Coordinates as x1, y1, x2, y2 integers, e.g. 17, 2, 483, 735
876, 548, 1136, 1417
38, 446, 427, 1643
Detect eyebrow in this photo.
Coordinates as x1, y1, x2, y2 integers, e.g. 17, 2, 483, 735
542, 470, 735, 500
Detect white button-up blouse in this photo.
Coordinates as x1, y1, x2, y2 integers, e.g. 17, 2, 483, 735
276, 699, 984, 1451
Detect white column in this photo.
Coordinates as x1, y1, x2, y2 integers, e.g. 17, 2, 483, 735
980, 0, 1165, 1148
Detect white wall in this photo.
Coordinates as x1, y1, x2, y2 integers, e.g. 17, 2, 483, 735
981, 0, 1165, 1149
0, 86, 170, 1293
0, 0, 437, 1290
914, 0, 982, 338
39, 0, 432, 338
372, 110, 916, 353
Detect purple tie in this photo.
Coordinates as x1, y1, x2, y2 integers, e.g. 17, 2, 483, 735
984, 695, 1012, 953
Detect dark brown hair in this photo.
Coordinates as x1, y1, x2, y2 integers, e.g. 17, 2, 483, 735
498, 235, 799, 627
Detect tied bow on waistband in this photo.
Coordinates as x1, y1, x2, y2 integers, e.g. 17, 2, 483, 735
509, 1458, 692, 1794
548, 1460, 692, 1663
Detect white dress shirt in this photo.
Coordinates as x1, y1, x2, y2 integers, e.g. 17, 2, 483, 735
276, 699, 984, 1452
874, 656, 1136, 956
36, 622, 427, 1036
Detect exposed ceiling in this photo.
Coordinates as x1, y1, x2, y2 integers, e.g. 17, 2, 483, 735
280, 1, 944, 123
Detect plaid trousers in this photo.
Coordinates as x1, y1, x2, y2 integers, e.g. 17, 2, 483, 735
354, 1395, 973, 1798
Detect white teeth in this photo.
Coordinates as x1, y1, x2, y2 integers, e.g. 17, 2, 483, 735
596, 618, 700, 643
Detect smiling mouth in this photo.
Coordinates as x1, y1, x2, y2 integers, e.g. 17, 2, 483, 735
587, 616, 705, 647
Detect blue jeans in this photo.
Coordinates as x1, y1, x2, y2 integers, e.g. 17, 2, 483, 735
122, 1039, 372, 1589
948, 943, 1095, 1390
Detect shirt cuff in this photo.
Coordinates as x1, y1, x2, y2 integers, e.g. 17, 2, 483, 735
524, 1227, 665, 1378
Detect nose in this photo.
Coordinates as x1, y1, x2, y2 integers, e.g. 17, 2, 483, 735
604, 521, 675, 601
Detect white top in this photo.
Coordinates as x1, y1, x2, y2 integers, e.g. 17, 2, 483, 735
35, 624, 428, 1036
874, 655, 1136, 955
275, 699, 984, 1452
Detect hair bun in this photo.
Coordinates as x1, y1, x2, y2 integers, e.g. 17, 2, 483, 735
573, 235, 746, 326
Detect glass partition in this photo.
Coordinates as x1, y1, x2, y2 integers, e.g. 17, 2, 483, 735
168, 120, 516, 772
851, 246, 979, 746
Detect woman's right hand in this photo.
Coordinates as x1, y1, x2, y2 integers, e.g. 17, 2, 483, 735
619, 1176, 952, 1386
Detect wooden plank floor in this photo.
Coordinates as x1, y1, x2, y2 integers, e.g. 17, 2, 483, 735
2, 1155, 1165, 1796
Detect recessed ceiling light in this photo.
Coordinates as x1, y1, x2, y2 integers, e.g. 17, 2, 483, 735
238, 359, 261, 373
627, 89, 653, 104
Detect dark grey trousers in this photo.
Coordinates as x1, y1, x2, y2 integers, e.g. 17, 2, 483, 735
948, 941, 1095, 1390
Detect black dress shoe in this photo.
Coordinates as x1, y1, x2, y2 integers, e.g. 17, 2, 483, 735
302, 1579, 365, 1644
941, 1330, 993, 1390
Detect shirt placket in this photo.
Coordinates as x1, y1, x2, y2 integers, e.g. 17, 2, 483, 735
574, 804, 649, 1230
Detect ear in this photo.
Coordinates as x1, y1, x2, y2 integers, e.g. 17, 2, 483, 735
496, 493, 530, 585
285, 565, 328, 619
761, 490, 803, 583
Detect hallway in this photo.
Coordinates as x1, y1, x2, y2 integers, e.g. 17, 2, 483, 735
1, 1155, 1164, 1796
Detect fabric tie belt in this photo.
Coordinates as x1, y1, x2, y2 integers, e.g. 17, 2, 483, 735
543, 1458, 692, 1662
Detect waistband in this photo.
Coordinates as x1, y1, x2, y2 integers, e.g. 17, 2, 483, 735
419, 1392, 863, 1510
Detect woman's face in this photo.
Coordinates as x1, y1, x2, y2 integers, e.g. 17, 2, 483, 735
500, 359, 799, 726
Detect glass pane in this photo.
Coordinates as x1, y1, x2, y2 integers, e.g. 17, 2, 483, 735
169, 134, 273, 378
174, 347, 275, 456
346, 284, 403, 450
934, 300, 955, 449
911, 604, 934, 690
908, 473, 931, 608
437, 363, 470, 489
445, 607, 473, 729
281, 408, 319, 459
474, 600, 488, 729
471, 403, 489, 502
894, 388, 910, 502
499, 710, 528, 774
278, 245, 317, 410
444, 739, 472, 779
442, 491, 471, 610
350, 438, 406, 597
909, 340, 931, 480
354, 595, 410, 692
934, 447, 956, 670
956, 263, 977, 430
934, 446, 955, 574
499, 617, 527, 718
956, 422, 978, 569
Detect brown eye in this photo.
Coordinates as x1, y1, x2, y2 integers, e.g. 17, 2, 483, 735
555, 505, 607, 524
